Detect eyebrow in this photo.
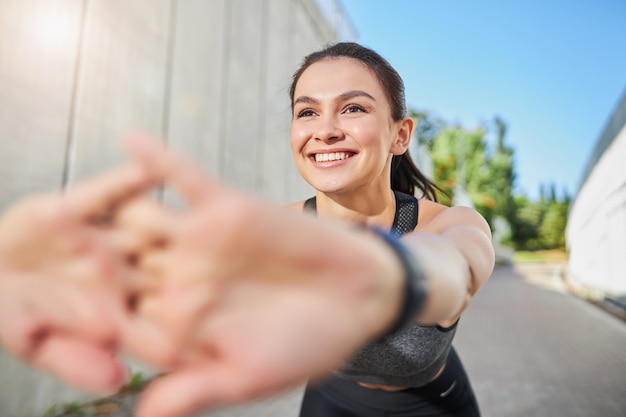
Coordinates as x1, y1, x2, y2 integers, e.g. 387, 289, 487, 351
293, 90, 376, 106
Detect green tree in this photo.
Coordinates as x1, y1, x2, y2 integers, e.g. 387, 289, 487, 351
410, 108, 570, 251
409, 109, 443, 148
536, 184, 570, 249
429, 126, 458, 206
459, 128, 497, 225
428, 120, 514, 229
483, 117, 517, 244
429, 126, 493, 212
511, 194, 543, 250
510, 184, 570, 250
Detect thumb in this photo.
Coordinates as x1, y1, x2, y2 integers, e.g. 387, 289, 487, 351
34, 336, 128, 395
121, 133, 219, 207
135, 364, 291, 417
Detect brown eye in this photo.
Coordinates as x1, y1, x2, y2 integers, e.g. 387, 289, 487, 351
297, 109, 316, 118
344, 104, 366, 114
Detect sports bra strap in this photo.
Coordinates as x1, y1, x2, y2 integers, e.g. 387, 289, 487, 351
391, 191, 419, 237
303, 197, 317, 213
302, 191, 418, 236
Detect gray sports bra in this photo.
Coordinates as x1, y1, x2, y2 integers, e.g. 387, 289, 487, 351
303, 191, 457, 387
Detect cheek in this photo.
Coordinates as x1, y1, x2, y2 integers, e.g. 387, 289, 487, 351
290, 124, 308, 153
346, 121, 385, 149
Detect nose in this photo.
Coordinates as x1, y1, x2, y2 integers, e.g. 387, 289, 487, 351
313, 116, 344, 143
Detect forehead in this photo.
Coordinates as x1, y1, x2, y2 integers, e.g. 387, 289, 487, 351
294, 57, 385, 99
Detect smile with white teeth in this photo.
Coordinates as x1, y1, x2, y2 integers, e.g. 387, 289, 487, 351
314, 152, 354, 162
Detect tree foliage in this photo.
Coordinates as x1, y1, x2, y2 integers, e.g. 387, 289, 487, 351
411, 109, 570, 250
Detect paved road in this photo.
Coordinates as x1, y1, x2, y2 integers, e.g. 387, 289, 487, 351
196, 264, 626, 417
455, 264, 626, 417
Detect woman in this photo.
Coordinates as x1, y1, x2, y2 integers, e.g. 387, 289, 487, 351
288, 42, 494, 417
114, 42, 493, 417
0, 42, 494, 417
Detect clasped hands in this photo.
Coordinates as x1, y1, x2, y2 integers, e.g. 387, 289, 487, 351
0, 135, 403, 417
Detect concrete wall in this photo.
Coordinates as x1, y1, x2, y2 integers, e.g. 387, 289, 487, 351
0, 0, 343, 415
566, 89, 626, 302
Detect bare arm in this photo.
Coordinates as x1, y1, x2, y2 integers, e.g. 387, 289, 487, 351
115, 135, 494, 417
404, 204, 495, 327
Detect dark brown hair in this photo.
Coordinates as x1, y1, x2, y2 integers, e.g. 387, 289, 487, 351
289, 42, 440, 201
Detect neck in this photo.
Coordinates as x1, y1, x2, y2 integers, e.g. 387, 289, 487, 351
315, 187, 397, 229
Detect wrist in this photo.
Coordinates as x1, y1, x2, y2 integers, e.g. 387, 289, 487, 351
366, 227, 429, 338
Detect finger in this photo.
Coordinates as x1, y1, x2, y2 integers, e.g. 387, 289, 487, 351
135, 364, 294, 417
34, 335, 128, 394
94, 226, 165, 294
121, 133, 218, 206
55, 247, 139, 297
120, 280, 215, 369
0, 277, 125, 393
46, 278, 126, 344
136, 250, 169, 283
114, 198, 177, 248
0, 294, 55, 358
65, 164, 157, 221
120, 311, 182, 369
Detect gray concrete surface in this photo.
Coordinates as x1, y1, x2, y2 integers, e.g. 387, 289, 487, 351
0, 0, 339, 213
0, 1, 340, 415
456, 264, 626, 417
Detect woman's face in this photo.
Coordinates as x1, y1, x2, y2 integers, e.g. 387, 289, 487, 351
290, 58, 406, 195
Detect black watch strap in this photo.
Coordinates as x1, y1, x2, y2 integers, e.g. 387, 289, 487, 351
368, 227, 429, 336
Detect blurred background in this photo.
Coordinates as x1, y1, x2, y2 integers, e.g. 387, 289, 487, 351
0, 1, 624, 416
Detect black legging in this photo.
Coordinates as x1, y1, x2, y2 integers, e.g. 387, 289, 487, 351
299, 347, 480, 417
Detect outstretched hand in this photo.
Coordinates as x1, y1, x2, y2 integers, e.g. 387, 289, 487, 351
0, 165, 156, 393
0, 134, 403, 417
116, 135, 403, 417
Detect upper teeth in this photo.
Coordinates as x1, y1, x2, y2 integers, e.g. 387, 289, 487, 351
315, 152, 352, 162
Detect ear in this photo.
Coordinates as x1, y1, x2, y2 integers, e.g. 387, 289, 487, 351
390, 117, 414, 155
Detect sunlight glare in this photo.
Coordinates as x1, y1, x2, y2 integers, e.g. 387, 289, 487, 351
31, 7, 76, 49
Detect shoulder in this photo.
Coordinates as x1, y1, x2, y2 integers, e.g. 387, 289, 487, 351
416, 198, 447, 226
285, 200, 305, 212
417, 199, 491, 239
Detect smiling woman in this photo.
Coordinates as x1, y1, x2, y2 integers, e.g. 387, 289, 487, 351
290, 46, 441, 204
0, 41, 494, 417
290, 57, 407, 197
284, 42, 494, 417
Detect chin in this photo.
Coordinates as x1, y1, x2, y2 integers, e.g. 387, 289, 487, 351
304, 177, 346, 194
299, 166, 368, 195
311, 178, 364, 195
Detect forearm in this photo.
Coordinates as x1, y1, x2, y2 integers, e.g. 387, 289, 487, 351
307, 224, 484, 339
264, 213, 407, 343
349, 225, 493, 336
401, 232, 471, 325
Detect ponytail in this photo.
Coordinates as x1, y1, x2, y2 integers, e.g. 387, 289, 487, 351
391, 151, 442, 202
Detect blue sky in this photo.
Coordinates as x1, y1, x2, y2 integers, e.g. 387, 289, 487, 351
339, 0, 626, 200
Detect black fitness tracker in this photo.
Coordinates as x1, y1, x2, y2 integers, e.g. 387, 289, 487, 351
368, 227, 429, 336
